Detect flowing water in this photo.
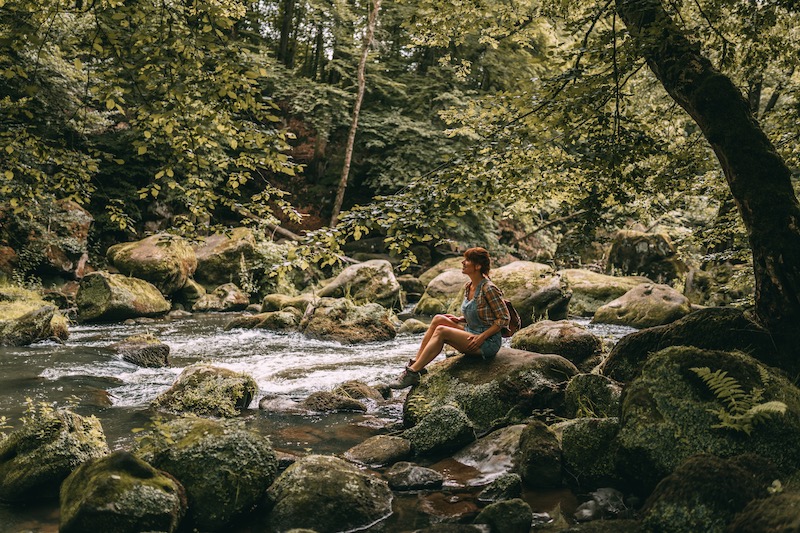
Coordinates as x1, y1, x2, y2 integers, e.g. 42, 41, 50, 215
0, 312, 634, 532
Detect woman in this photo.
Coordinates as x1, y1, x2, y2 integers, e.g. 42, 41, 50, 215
388, 247, 510, 389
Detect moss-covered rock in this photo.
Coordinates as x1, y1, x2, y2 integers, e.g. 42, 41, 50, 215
331, 380, 384, 401
263, 454, 392, 532
513, 420, 562, 489
452, 424, 524, 485
59, 451, 186, 533
600, 307, 780, 383
511, 320, 602, 371
564, 374, 622, 419
192, 227, 257, 288
317, 259, 403, 310
491, 261, 571, 325
385, 461, 445, 490
173, 278, 206, 310
478, 473, 523, 503
553, 417, 621, 490
223, 309, 302, 332
593, 283, 691, 329
418, 257, 464, 286
300, 297, 396, 344
559, 269, 652, 317
606, 229, 686, 284
403, 348, 578, 433
261, 292, 315, 312
76, 271, 170, 323
641, 454, 781, 533
135, 416, 277, 531
151, 364, 257, 417
473, 497, 533, 533
344, 435, 412, 466
0, 286, 69, 345
414, 269, 466, 316
299, 391, 367, 413
110, 334, 170, 368
0, 408, 109, 501
191, 282, 249, 312
728, 491, 800, 532
403, 405, 476, 456
106, 234, 197, 295
614, 347, 800, 494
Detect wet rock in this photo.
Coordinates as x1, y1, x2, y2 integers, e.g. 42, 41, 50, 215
110, 334, 170, 368
135, 417, 277, 531
344, 435, 412, 466
224, 308, 302, 331
728, 491, 800, 532
564, 374, 622, 419
511, 320, 602, 371
76, 271, 170, 323
417, 491, 481, 525
0, 408, 109, 501
399, 317, 429, 334
258, 394, 305, 414
414, 269, 467, 316
574, 488, 626, 522
151, 364, 257, 417
385, 461, 444, 490
513, 420, 561, 489
404, 405, 476, 457
173, 278, 206, 310
331, 380, 384, 401
558, 269, 651, 317
300, 391, 367, 413
192, 227, 257, 288
0, 303, 66, 346
59, 451, 186, 533
318, 259, 403, 310
473, 498, 533, 533
262, 293, 315, 312
106, 234, 197, 295
397, 274, 426, 303
300, 297, 396, 344
478, 473, 523, 503
191, 282, 249, 312
554, 417, 621, 490
452, 425, 524, 486
263, 454, 392, 532
606, 229, 686, 284
592, 283, 691, 329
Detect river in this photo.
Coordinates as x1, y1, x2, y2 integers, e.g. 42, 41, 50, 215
0, 312, 634, 532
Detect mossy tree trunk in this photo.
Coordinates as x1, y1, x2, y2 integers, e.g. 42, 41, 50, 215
616, 0, 800, 371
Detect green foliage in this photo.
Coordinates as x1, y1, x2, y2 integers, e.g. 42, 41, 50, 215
691, 366, 788, 436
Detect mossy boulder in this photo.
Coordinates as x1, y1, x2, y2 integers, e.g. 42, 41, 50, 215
403, 348, 578, 433
513, 420, 562, 489
173, 278, 206, 310
76, 271, 170, 323
614, 347, 800, 494
478, 473, 523, 503
317, 259, 403, 310
299, 297, 396, 344
553, 417, 621, 490
728, 491, 800, 532
263, 454, 392, 532
641, 454, 781, 533
418, 257, 464, 286
331, 380, 385, 401
106, 234, 197, 295
151, 364, 257, 417
299, 391, 367, 413
511, 320, 602, 371
110, 334, 170, 368
0, 286, 69, 345
192, 227, 257, 288
593, 283, 691, 329
135, 417, 277, 531
191, 282, 249, 312
59, 451, 186, 533
473, 498, 533, 533
384, 462, 445, 490
344, 435, 412, 466
224, 308, 302, 332
564, 374, 622, 419
606, 229, 687, 284
600, 307, 780, 383
0, 408, 109, 502
261, 292, 315, 312
491, 261, 571, 325
414, 269, 466, 316
559, 269, 652, 317
403, 405, 476, 456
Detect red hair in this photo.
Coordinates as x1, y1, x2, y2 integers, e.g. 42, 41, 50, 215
464, 247, 491, 276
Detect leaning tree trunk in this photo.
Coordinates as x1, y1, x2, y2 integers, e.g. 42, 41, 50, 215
616, 0, 800, 370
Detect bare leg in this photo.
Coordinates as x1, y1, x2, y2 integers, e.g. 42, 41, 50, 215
413, 314, 463, 360
408, 325, 479, 373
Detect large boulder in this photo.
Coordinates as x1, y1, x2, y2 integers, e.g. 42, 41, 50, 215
413, 269, 466, 316
0, 408, 109, 502
600, 307, 781, 383
76, 271, 170, 323
135, 417, 277, 531
263, 454, 392, 532
510, 320, 602, 372
553, 417, 621, 490
513, 420, 562, 489
403, 405, 476, 456
106, 234, 197, 295
191, 282, 249, 312
564, 373, 622, 419
192, 227, 257, 288
151, 364, 257, 417
0, 286, 69, 345
318, 259, 403, 310
558, 269, 651, 317
614, 347, 800, 494
418, 257, 464, 286
606, 229, 687, 284
403, 348, 579, 433
491, 261, 571, 325
261, 292, 315, 312
300, 297, 396, 344
59, 451, 186, 533
592, 283, 691, 329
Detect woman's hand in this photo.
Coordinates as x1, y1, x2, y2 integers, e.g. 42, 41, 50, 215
444, 314, 465, 323
466, 334, 484, 352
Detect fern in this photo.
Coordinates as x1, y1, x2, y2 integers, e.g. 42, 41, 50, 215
691, 366, 787, 435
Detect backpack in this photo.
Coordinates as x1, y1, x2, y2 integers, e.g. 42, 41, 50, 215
502, 299, 521, 338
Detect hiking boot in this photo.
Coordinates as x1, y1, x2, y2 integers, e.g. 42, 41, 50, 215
388, 367, 420, 389
408, 359, 427, 375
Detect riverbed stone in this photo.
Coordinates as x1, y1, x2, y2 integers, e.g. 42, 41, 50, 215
606, 229, 686, 284
452, 425, 525, 486
0, 408, 109, 501
385, 461, 444, 490
402, 348, 578, 433
173, 278, 206, 310
106, 233, 197, 295
317, 259, 403, 310
592, 283, 691, 329
224, 308, 302, 331
111, 333, 170, 368
553, 417, 621, 490
300, 297, 396, 344
614, 346, 800, 494
473, 498, 533, 533
135, 416, 277, 531
76, 271, 170, 322
478, 473, 523, 503
151, 364, 257, 417
513, 420, 562, 489
263, 454, 392, 532
404, 405, 476, 456
331, 380, 384, 401
191, 282, 249, 312
192, 227, 257, 288
300, 391, 367, 413
510, 320, 602, 371
0, 302, 68, 346
558, 269, 652, 317
399, 317, 429, 334
59, 451, 186, 533
564, 374, 622, 419
344, 435, 412, 466
414, 269, 467, 316
261, 292, 315, 312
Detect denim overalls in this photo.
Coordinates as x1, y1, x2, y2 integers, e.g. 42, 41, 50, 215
462, 279, 502, 360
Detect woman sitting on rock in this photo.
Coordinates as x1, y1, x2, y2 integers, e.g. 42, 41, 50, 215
389, 247, 510, 389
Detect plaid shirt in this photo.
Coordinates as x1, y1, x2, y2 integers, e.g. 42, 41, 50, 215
465, 279, 510, 329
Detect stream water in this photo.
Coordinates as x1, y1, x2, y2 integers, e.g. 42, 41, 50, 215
0, 312, 634, 532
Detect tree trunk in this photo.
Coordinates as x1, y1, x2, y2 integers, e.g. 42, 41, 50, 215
616, 0, 800, 370
330, 0, 382, 226
277, 0, 296, 68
